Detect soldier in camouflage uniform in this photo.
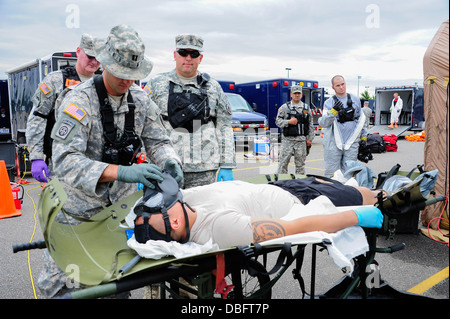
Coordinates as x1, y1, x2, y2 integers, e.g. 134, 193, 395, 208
37, 25, 182, 298
147, 34, 236, 189
25, 33, 101, 183
275, 85, 314, 175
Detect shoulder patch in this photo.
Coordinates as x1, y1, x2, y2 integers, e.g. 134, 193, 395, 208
39, 82, 51, 95
65, 78, 81, 87
54, 119, 76, 140
64, 103, 86, 121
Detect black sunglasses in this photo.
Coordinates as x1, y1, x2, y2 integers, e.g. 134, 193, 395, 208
177, 49, 201, 58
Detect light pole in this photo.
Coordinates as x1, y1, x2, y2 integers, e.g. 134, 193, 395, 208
285, 68, 291, 78
357, 75, 362, 98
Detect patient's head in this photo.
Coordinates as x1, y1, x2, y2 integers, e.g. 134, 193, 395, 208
133, 172, 194, 243
134, 201, 192, 243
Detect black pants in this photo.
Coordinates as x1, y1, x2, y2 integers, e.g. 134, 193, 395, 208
271, 177, 363, 206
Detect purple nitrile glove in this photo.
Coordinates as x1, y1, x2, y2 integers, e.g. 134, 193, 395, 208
31, 159, 49, 183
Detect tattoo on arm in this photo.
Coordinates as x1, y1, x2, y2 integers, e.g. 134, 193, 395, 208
252, 220, 286, 243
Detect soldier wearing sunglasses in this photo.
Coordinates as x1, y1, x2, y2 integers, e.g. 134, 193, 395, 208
148, 34, 236, 189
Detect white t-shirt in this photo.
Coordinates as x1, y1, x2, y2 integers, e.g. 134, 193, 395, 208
183, 180, 303, 248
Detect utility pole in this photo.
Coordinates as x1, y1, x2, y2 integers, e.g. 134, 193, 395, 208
285, 67, 291, 78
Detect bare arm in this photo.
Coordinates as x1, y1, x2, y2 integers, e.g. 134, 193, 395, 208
251, 211, 358, 243
98, 164, 119, 183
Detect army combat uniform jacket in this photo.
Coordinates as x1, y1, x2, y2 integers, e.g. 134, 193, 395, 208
148, 69, 236, 173
26, 70, 80, 161
276, 101, 315, 142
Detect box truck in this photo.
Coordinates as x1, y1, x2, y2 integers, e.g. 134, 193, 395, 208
370, 85, 424, 136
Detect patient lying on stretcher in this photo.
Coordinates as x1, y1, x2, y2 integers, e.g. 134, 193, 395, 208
131, 174, 384, 249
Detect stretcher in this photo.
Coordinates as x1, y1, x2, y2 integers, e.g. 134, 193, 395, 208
13, 171, 444, 299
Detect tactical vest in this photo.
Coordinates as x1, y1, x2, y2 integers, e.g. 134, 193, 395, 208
166, 73, 213, 133
333, 93, 354, 123
35, 66, 81, 162
93, 75, 142, 166
282, 102, 310, 137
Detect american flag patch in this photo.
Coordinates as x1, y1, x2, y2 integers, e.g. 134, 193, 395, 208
64, 103, 86, 121
143, 85, 151, 95
39, 82, 51, 95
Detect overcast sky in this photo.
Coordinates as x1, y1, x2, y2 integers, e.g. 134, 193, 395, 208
0, 0, 448, 94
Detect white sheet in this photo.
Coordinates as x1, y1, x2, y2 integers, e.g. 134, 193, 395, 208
127, 236, 220, 260
259, 227, 368, 272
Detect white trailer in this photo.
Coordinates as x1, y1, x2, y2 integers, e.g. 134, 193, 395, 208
369, 85, 424, 136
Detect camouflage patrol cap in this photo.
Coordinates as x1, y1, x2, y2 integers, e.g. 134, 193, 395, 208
175, 34, 204, 51
94, 24, 153, 80
79, 33, 97, 57
291, 85, 302, 93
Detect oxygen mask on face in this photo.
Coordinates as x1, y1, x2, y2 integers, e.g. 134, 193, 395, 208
133, 172, 192, 243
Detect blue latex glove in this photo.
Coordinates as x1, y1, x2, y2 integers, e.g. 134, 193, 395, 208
164, 159, 184, 186
31, 159, 49, 183
217, 168, 234, 182
353, 206, 383, 228
117, 164, 164, 189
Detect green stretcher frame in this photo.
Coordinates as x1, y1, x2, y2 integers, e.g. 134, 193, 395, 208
38, 179, 236, 287
31, 171, 443, 299
36, 175, 315, 299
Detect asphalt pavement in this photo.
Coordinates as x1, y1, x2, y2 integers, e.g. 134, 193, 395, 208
0, 134, 448, 300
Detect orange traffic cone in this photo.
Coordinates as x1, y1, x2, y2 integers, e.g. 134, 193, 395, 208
0, 160, 22, 219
